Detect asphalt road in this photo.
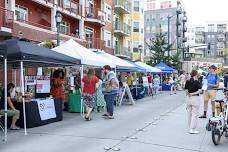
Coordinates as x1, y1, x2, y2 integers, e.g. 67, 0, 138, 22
0, 91, 227, 152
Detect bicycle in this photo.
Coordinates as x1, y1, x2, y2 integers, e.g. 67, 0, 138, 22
206, 90, 228, 145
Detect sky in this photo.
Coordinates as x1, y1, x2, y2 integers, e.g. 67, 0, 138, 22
182, 0, 228, 26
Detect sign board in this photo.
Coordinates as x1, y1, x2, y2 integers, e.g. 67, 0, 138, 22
36, 98, 56, 120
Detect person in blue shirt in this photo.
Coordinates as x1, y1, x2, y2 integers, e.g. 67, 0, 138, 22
199, 65, 220, 118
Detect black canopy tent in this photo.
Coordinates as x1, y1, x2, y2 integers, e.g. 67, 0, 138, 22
0, 39, 81, 141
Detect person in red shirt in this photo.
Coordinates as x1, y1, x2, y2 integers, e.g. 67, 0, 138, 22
82, 68, 99, 121
147, 73, 153, 95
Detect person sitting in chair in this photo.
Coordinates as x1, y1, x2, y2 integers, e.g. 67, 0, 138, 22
0, 83, 20, 130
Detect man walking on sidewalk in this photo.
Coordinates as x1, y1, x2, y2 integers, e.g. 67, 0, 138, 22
102, 65, 119, 119
199, 65, 220, 118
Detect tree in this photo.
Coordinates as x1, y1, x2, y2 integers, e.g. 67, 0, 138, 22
145, 32, 181, 70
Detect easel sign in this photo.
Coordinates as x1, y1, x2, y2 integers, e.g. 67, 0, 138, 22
118, 83, 135, 106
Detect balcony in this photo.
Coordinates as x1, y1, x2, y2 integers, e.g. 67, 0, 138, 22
86, 38, 106, 51
57, 0, 82, 16
14, 18, 85, 45
114, 22, 131, 37
0, 7, 14, 36
217, 37, 225, 42
114, 0, 131, 14
32, 0, 55, 7
115, 46, 131, 58
85, 7, 106, 26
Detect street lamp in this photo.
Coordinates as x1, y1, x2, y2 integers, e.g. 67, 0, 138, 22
167, 14, 175, 57
55, 11, 62, 46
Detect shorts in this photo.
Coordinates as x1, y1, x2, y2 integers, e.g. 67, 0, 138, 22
0, 109, 20, 119
204, 90, 217, 101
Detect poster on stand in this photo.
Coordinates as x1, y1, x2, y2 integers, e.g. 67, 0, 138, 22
36, 98, 56, 120
36, 80, 50, 93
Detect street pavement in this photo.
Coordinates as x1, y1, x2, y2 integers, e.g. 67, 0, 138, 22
0, 91, 228, 152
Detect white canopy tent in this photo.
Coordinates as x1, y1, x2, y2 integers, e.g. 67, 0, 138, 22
95, 51, 135, 69
135, 62, 162, 73
52, 39, 115, 68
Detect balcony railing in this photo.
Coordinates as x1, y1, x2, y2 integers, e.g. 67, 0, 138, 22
217, 37, 225, 42
58, 0, 82, 16
114, 21, 131, 35
0, 7, 14, 30
85, 7, 106, 23
86, 38, 106, 50
114, 0, 131, 14
41, 0, 54, 4
16, 18, 52, 31
184, 57, 223, 63
115, 46, 131, 58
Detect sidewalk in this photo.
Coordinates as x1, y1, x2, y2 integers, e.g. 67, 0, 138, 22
0, 91, 227, 152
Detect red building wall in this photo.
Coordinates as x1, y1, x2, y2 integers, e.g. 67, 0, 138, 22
0, 0, 5, 8
16, 0, 52, 28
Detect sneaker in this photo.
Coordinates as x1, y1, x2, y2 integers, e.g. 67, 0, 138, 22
199, 115, 207, 119
102, 113, 109, 117
189, 129, 199, 134
105, 116, 114, 119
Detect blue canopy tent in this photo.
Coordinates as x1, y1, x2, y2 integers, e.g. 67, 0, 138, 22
155, 62, 177, 74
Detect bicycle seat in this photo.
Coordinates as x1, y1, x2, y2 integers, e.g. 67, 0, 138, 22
215, 100, 224, 103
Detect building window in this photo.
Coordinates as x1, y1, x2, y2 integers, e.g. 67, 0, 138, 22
105, 4, 112, 22
133, 22, 139, 32
146, 26, 150, 33
133, 1, 140, 12
60, 21, 70, 34
146, 14, 150, 22
15, 5, 28, 22
104, 31, 111, 48
141, 28, 143, 34
133, 42, 139, 52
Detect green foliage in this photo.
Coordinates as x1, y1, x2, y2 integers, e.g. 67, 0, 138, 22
145, 32, 180, 70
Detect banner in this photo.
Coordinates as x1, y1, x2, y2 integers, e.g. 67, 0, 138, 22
36, 99, 56, 120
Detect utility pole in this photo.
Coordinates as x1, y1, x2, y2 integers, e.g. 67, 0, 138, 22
168, 16, 170, 57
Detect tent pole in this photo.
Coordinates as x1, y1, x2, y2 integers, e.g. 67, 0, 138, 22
4, 58, 7, 142
20, 61, 27, 135
14, 69, 17, 87
80, 65, 84, 117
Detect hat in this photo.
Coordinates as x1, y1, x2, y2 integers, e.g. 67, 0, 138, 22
209, 65, 217, 70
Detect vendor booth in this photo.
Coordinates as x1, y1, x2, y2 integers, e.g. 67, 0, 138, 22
155, 62, 178, 90
0, 39, 80, 141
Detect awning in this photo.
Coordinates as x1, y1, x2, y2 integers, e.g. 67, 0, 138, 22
0, 39, 80, 67
95, 51, 135, 69
52, 39, 115, 68
135, 61, 162, 73
116, 60, 146, 72
155, 62, 177, 73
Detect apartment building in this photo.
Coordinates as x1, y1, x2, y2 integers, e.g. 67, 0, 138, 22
144, 0, 187, 62
113, 0, 132, 59
0, 0, 114, 54
130, 0, 144, 61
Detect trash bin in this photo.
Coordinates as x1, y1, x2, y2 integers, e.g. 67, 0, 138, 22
68, 90, 86, 113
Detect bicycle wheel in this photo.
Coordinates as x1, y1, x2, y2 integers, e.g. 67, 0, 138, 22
212, 128, 221, 145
